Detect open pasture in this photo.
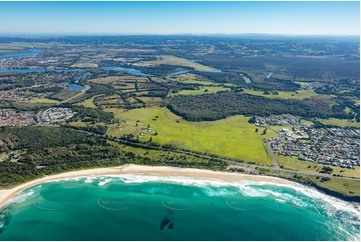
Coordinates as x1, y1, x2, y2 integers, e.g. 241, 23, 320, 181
106, 107, 273, 165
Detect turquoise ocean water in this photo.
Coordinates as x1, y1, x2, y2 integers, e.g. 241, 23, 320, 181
0, 175, 359, 240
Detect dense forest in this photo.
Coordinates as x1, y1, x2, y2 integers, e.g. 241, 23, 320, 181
0, 126, 104, 150
168, 92, 348, 121
0, 126, 123, 185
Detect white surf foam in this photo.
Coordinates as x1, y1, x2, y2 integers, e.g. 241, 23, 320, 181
7, 190, 35, 205
30, 173, 360, 220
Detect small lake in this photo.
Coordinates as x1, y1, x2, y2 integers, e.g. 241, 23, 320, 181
203, 69, 222, 73
0, 48, 42, 59
166, 70, 190, 76
187, 59, 200, 63
240, 74, 252, 83
166, 69, 222, 76
267, 72, 273, 78
100, 67, 153, 77
68, 83, 85, 91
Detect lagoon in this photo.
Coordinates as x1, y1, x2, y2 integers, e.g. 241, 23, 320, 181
68, 83, 85, 90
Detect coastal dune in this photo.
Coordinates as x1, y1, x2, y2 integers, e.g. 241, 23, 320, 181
0, 164, 288, 208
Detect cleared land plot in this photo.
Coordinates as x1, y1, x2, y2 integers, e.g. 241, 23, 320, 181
167, 73, 214, 85
31, 98, 60, 104
89, 76, 148, 85
76, 94, 104, 108
243, 89, 328, 100
106, 107, 273, 165
276, 154, 360, 178
70, 63, 99, 68
173, 86, 230, 96
307, 175, 360, 197
300, 119, 315, 127
137, 97, 164, 106
147, 55, 216, 71
113, 83, 135, 89
317, 118, 360, 128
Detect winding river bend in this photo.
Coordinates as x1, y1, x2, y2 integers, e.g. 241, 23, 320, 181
0, 50, 221, 77
0, 48, 42, 59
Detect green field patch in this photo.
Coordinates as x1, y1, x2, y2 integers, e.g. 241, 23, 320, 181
71, 63, 98, 68
176, 79, 214, 86
307, 176, 360, 197
300, 119, 315, 127
276, 154, 360, 178
137, 97, 163, 106
76, 94, 103, 108
243, 89, 325, 100
106, 107, 273, 165
167, 73, 215, 86
317, 118, 360, 128
31, 98, 60, 104
173, 86, 230, 96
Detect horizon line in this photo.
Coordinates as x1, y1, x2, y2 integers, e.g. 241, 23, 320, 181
0, 33, 360, 37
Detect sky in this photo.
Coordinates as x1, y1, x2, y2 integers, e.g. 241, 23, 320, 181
0, 1, 359, 35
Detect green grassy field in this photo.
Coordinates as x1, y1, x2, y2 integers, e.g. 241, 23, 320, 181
276, 154, 360, 178
172, 86, 230, 96
70, 63, 98, 68
317, 118, 360, 128
76, 94, 103, 108
307, 175, 360, 197
106, 107, 273, 166
300, 119, 315, 127
243, 89, 328, 100
108, 140, 221, 168
137, 97, 164, 106
167, 74, 215, 86
265, 170, 360, 197
31, 98, 60, 104
176, 79, 214, 86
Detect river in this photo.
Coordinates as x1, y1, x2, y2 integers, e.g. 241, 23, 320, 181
0, 48, 42, 59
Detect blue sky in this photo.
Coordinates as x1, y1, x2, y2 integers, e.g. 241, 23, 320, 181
0, 1, 359, 35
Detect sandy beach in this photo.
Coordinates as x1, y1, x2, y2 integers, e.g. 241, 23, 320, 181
0, 164, 288, 208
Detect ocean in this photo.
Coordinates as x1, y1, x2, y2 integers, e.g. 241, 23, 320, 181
0, 175, 359, 240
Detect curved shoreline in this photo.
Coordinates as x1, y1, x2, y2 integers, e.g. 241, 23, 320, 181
0, 164, 290, 208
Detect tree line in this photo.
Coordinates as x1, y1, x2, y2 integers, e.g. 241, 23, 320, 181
168, 92, 348, 121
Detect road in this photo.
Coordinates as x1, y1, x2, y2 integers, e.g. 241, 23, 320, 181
266, 142, 279, 169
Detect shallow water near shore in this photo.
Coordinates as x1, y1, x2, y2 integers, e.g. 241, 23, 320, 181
0, 175, 359, 240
